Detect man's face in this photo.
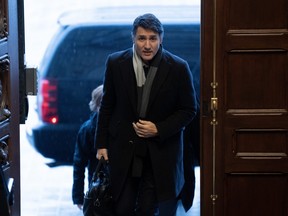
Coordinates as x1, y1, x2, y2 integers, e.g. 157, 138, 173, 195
133, 27, 162, 64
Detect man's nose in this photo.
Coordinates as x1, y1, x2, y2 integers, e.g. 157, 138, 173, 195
144, 40, 151, 48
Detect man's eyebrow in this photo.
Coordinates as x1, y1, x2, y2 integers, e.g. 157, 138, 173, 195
138, 34, 157, 37
137, 34, 158, 39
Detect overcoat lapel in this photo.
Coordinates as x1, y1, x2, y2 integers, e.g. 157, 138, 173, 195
118, 49, 138, 117
147, 53, 171, 113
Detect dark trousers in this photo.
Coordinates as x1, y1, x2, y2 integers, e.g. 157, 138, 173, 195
114, 156, 177, 216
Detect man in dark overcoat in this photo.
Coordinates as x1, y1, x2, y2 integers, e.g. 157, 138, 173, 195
95, 13, 197, 216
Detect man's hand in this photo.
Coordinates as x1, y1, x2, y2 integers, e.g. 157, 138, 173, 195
96, 148, 108, 160
76, 204, 83, 210
132, 119, 158, 138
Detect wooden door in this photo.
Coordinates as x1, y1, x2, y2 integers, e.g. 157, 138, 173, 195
201, 0, 288, 215
0, 0, 24, 215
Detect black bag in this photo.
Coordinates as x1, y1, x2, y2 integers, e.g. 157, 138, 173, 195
83, 157, 114, 216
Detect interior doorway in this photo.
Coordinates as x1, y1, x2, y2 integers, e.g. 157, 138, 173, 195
22, 0, 201, 215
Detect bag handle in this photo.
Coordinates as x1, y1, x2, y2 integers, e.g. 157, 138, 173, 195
91, 156, 108, 182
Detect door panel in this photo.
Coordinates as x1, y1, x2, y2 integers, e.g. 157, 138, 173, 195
225, 174, 288, 215
201, 0, 288, 215
227, 0, 287, 29
225, 52, 287, 110
225, 128, 288, 172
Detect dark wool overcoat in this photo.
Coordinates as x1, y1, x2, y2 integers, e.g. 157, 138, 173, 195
95, 47, 197, 203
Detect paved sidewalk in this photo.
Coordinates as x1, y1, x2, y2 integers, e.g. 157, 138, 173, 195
20, 124, 83, 216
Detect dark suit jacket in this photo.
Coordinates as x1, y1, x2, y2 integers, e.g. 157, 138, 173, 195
95, 47, 197, 203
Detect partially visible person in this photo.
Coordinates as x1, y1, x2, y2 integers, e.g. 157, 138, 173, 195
72, 85, 103, 210
95, 13, 197, 216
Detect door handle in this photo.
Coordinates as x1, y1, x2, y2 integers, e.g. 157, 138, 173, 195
211, 97, 218, 111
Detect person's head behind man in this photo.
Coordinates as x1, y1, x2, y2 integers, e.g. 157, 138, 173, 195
89, 85, 103, 112
131, 13, 164, 64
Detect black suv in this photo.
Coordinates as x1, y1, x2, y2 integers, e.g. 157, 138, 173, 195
26, 5, 200, 163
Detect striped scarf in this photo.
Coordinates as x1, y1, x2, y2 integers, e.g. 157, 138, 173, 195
132, 45, 162, 118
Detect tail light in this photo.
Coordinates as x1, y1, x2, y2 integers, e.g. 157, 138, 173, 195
39, 79, 58, 124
